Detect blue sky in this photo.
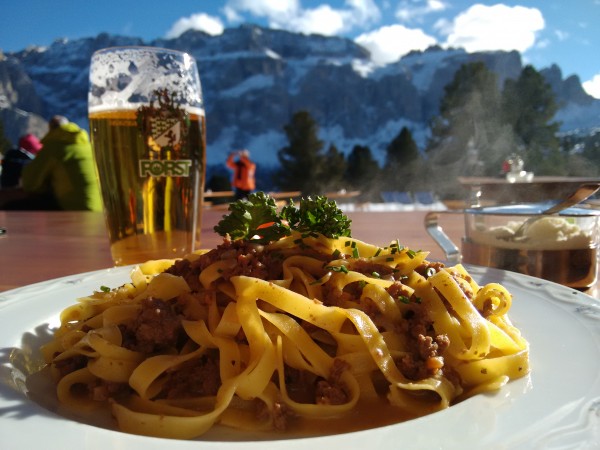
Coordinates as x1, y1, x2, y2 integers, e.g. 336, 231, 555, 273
1, 0, 599, 97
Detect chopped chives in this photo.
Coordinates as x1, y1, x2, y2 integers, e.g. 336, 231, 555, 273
406, 249, 417, 259
325, 265, 349, 274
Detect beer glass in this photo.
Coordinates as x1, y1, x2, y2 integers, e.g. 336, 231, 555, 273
88, 46, 206, 266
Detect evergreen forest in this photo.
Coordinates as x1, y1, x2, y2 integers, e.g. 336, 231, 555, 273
267, 62, 600, 202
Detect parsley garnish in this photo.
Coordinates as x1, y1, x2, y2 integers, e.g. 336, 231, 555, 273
213, 192, 287, 244
281, 196, 352, 239
214, 192, 351, 244
99, 285, 111, 293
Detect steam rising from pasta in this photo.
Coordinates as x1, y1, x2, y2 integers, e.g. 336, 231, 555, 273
41, 232, 529, 439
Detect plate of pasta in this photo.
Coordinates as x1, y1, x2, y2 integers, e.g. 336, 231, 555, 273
1, 194, 599, 449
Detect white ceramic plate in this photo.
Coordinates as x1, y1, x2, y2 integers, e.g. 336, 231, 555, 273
1, 266, 599, 450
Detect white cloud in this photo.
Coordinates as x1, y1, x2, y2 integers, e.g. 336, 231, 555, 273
583, 74, 600, 99
535, 38, 550, 49
355, 24, 437, 65
285, 5, 347, 35
165, 13, 224, 38
223, 0, 380, 35
222, 5, 244, 23
225, 0, 300, 22
396, 0, 448, 22
345, 0, 381, 24
554, 29, 569, 41
442, 4, 544, 53
432, 17, 452, 35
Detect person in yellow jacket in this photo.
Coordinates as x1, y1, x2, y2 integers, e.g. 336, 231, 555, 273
21, 116, 102, 211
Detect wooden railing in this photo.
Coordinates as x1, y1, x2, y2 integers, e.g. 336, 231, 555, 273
204, 191, 302, 200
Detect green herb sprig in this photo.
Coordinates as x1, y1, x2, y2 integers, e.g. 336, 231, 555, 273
214, 192, 352, 244
280, 196, 352, 240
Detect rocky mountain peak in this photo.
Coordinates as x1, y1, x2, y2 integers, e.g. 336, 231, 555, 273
1, 26, 598, 166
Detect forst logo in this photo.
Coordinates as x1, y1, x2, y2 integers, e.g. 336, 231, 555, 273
139, 159, 192, 177
136, 89, 195, 178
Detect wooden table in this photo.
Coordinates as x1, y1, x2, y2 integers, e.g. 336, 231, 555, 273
0, 209, 597, 298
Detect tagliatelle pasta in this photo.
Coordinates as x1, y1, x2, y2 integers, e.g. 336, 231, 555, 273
41, 231, 529, 440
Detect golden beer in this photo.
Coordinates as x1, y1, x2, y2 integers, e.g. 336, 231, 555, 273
89, 109, 206, 265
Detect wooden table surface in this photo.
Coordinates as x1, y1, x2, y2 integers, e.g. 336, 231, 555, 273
0, 209, 597, 299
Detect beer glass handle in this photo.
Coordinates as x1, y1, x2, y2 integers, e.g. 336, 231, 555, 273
425, 211, 461, 264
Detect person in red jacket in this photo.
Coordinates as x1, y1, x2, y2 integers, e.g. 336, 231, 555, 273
226, 149, 256, 200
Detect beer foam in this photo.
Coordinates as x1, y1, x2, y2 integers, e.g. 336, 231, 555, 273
89, 47, 204, 114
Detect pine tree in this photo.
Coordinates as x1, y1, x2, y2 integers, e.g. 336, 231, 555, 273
425, 62, 509, 197
384, 126, 421, 191
345, 145, 381, 201
320, 143, 347, 192
502, 65, 562, 174
428, 61, 504, 168
424, 61, 569, 197
386, 127, 419, 166
581, 131, 600, 167
272, 111, 344, 195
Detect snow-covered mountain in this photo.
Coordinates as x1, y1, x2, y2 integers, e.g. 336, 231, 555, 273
1, 24, 599, 167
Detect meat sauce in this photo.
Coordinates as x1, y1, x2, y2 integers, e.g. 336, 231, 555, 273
49, 239, 453, 436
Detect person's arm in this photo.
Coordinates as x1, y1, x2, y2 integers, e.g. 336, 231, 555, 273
20, 151, 55, 194
226, 152, 237, 170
